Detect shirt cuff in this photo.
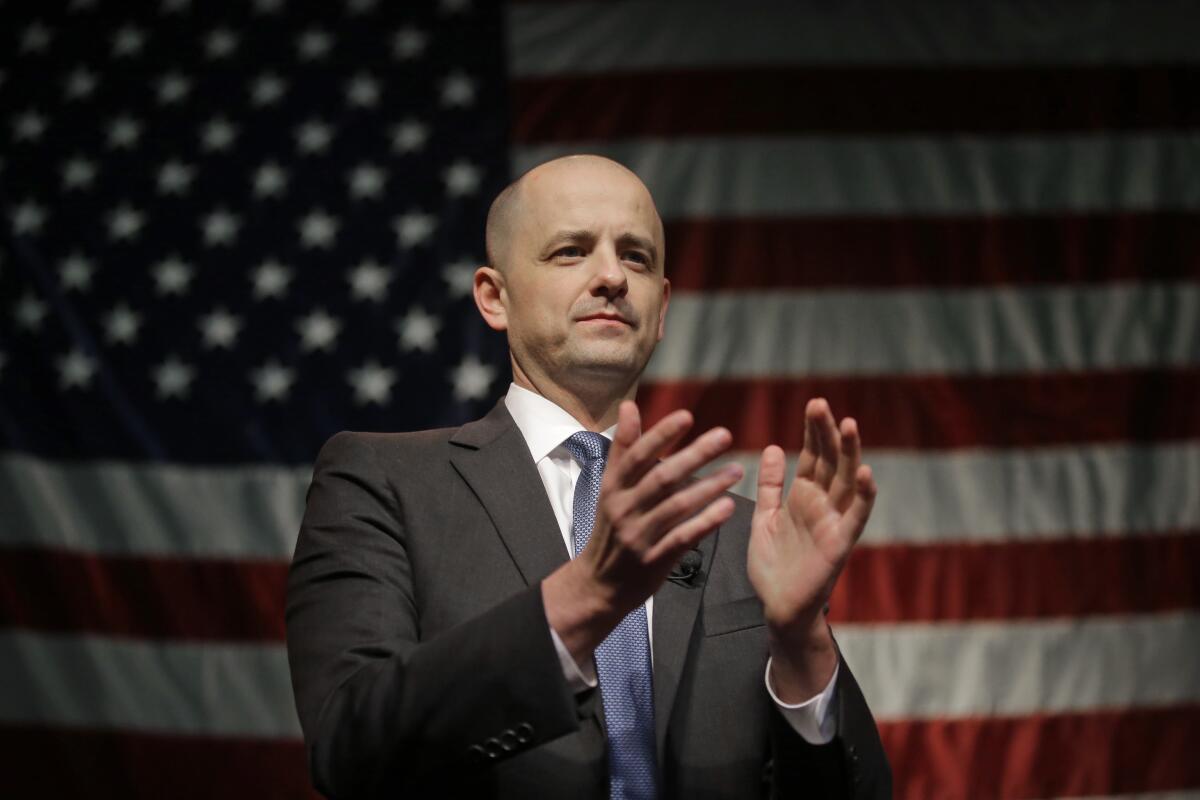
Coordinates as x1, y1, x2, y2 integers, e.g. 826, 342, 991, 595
764, 656, 839, 745
549, 623, 598, 694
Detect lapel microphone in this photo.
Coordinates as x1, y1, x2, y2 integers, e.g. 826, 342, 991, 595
667, 549, 703, 586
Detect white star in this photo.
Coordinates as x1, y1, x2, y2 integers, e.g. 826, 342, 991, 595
296, 28, 332, 60
199, 307, 242, 349
347, 360, 397, 405
64, 67, 98, 100
440, 0, 472, 12
451, 355, 496, 401
251, 259, 292, 299
348, 163, 386, 199
253, 161, 288, 197
103, 303, 142, 344
296, 308, 341, 352
57, 349, 97, 390
11, 200, 47, 235
14, 293, 48, 330
295, 119, 334, 154
158, 159, 195, 194
250, 360, 295, 402
440, 72, 475, 107
443, 159, 482, 197
20, 22, 54, 53
153, 255, 194, 295
396, 307, 440, 353
441, 258, 477, 298
202, 208, 240, 245
68, 0, 99, 13
391, 26, 427, 59
156, 72, 191, 104
250, 72, 286, 106
152, 356, 195, 399
390, 119, 428, 153
160, 0, 191, 13
347, 0, 378, 14
346, 73, 380, 107
393, 211, 437, 248
107, 115, 142, 149
62, 157, 97, 190
299, 209, 339, 249
348, 259, 392, 302
107, 204, 145, 241
205, 28, 238, 59
13, 110, 48, 142
112, 25, 147, 57
201, 117, 238, 151
253, 0, 284, 13
59, 252, 95, 291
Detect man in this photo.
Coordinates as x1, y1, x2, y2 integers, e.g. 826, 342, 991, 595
287, 155, 891, 798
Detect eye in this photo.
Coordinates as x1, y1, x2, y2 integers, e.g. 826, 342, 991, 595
553, 246, 585, 259
623, 251, 650, 266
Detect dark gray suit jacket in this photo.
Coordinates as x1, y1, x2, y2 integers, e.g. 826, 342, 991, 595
286, 400, 891, 798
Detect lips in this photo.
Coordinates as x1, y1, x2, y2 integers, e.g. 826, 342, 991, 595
576, 313, 631, 326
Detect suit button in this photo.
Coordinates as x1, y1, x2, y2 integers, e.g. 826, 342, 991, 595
485, 738, 503, 759
500, 730, 519, 751
515, 722, 534, 743
466, 744, 487, 765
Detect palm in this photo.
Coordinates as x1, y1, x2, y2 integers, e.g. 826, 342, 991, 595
747, 399, 876, 632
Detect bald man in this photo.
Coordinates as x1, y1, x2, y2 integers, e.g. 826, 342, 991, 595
287, 156, 891, 799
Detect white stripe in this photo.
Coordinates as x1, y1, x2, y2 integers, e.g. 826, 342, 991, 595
716, 442, 1200, 543
646, 285, 1200, 380
837, 612, 1200, 719
0, 453, 308, 558
2, 616, 1194, 736
0, 632, 300, 738
1054, 793, 1200, 800
509, 1, 1200, 75
4, 442, 1197, 556
514, 136, 1200, 216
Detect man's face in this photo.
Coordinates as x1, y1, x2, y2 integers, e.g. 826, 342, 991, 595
497, 161, 669, 390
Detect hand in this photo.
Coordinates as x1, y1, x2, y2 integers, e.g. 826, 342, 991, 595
748, 398, 877, 701
543, 401, 744, 660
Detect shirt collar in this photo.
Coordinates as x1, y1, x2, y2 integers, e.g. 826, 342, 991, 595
504, 382, 617, 463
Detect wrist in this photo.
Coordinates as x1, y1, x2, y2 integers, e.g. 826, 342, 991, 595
541, 559, 623, 662
767, 613, 838, 703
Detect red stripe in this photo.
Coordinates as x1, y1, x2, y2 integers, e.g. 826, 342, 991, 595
0, 547, 287, 641
661, 214, 1200, 291
1, 726, 316, 800
512, 66, 1200, 141
638, 370, 1200, 451
881, 706, 1200, 799
829, 534, 1200, 623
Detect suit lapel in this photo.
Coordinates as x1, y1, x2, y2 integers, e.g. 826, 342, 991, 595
651, 530, 716, 761
449, 400, 568, 586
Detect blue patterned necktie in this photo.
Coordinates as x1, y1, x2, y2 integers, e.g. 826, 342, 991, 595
564, 431, 659, 800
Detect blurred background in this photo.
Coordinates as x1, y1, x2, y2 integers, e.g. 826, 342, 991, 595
1, 1, 1197, 797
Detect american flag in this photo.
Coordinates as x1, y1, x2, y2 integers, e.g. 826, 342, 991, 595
2, 1, 1198, 798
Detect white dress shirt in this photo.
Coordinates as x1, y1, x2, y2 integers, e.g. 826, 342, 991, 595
504, 383, 838, 745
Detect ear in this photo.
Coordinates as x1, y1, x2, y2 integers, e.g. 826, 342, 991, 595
473, 265, 508, 332
655, 277, 670, 342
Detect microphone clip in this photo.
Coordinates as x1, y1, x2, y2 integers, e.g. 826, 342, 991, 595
667, 549, 703, 587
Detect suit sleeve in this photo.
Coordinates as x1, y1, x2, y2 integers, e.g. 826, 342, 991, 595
285, 432, 583, 798
768, 644, 893, 799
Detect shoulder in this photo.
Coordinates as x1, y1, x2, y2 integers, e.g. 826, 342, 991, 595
311, 427, 461, 476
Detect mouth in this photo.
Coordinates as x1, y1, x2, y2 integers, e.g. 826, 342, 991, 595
576, 313, 632, 327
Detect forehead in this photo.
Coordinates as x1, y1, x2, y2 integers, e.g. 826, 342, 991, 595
517, 163, 660, 242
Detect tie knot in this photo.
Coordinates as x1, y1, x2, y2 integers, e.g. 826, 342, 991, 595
564, 430, 610, 466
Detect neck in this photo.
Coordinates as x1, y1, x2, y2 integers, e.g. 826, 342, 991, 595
511, 360, 636, 432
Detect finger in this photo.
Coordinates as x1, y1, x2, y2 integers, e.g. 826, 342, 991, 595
839, 464, 877, 548
754, 445, 786, 518
828, 416, 862, 511
795, 400, 820, 480
645, 495, 735, 565
640, 462, 744, 536
623, 425, 734, 509
809, 400, 840, 490
609, 406, 694, 488
607, 400, 642, 464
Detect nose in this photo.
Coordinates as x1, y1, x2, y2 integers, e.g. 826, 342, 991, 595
589, 244, 628, 299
